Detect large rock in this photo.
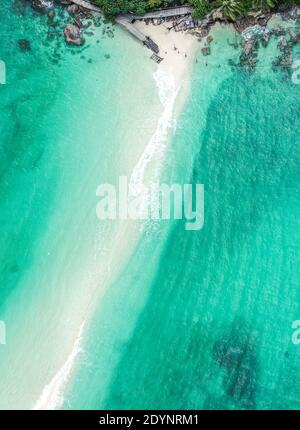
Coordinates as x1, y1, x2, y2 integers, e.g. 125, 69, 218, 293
64, 24, 84, 46
274, 52, 293, 68
199, 28, 209, 38
47, 9, 55, 19
67, 4, 80, 16
261, 32, 271, 48
234, 16, 256, 33
289, 30, 300, 43
18, 39, 31, 52
201, 47, 211, 56
244, 39, 254, 55
278, 37, 288, 51
242, 25, 266, 41
31, 0, 54, 12
281, 6, 300, 20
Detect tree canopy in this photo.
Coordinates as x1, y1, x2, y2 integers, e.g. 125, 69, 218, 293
93, 0, 300, 19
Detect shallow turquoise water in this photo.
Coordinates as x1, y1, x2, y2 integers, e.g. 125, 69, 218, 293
1, 2, 300, 410
65, 26, 300, 410
0, 1, 160, 409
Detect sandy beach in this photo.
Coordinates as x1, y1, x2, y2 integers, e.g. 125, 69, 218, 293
29, 21, 201, 412
3, 0, 300, 410
136, 20, 198, 90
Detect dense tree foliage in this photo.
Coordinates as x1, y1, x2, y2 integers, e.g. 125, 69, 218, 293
93, 1, 185, 17
93, 0, 300, 19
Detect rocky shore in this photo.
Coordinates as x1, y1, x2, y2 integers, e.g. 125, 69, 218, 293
235, 7, 300, 70
26, 0, 93, 45
19, 0, 300, 72
134, 4, 300, 71
239, 23, 300, 70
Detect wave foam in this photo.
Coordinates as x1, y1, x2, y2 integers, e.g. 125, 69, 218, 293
32, 322, 85, 410
129, 66, 179, 197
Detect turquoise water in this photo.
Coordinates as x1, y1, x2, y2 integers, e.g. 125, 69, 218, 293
1, 2, 300, 410
0, 1, 160, 409
65, 26, 300, 410
104, 71, 300, 410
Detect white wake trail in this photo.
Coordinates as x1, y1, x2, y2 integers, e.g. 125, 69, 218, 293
129, 66, 179, 197
32, 322, 85, 410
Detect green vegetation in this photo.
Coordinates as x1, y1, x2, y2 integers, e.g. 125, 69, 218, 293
93, 1, 185, 17
93, 0, 300, 20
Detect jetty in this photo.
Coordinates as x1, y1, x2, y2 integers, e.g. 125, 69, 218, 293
116, 16, 160, 54
115, 7, 193, 57
151, 53, 163, 64
66, 2, 194, 61
68, 2, 191, 20
129, 6, 192, 21
68, 1, 161, 56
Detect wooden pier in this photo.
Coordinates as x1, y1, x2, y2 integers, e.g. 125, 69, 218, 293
130, 6, 192, 21
67, 1, 195, 61
69, 2, 191, 20
116, 16, 160, 54
115, 6, 193, 57
151, 53, 163, 63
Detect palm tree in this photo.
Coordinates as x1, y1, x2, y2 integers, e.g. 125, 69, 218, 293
252, 0, 277, 12
213, 0, 244, 21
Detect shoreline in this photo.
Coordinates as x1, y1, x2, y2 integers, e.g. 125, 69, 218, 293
29, 2, 300, 52
3, 1, 300, 410
135, 20, 198, 90
27, 0, 300, 74
23, 1, 300, 73
30, 15, 200, 412
30, 9, 300, 409
3, 1, 300, 411
136, 18, 199, 123
11, 1, 300, 410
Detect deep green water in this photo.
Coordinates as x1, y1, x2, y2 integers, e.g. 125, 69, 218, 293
1, 1, 300, 410
104, 70, 300, 410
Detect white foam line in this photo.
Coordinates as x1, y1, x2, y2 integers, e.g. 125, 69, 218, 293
129, 65, 179, 197
31, 322, 85, 410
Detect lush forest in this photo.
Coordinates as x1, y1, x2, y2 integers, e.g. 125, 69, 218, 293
93, 0, 300, 20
